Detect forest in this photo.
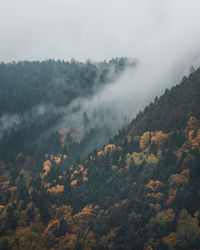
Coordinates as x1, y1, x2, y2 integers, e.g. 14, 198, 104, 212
0, 60, 200, 249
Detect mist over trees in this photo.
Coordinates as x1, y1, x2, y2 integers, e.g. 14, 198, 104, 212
0, 57, 136, 161
0, 65, 200, 249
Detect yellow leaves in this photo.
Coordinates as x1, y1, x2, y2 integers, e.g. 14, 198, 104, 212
150, 209, 175, 230
126, 151, 158, 170
131, 152, 145, 166
47, 184, 64, 194
169, 169, 190, 186
185, 117, 200, 151
140, 132, 151, 150
151, 131, 168, 147
136, 130, 168, 155
163, 209, 200, 249
146, 154, 159, 165
73, 204, 99, 228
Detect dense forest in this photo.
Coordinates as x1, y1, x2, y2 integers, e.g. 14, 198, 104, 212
0, 58, 135, 162
0, 62, 200, 249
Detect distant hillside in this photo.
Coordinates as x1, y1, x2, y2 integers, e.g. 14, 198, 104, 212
0, 58, 134, 115
0, 58, 135, 161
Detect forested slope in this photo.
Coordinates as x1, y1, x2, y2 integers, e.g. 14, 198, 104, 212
0, 67, 200, 249
0, 58, 134, 161
122, 68, 200, 137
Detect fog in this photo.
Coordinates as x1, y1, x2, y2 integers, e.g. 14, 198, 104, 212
1, 0, 200, 155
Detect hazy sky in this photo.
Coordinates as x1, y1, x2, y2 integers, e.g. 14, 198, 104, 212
1, 0, 200, 62
1, 0, 200, 149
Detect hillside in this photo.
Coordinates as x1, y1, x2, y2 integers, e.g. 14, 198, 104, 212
124, 68, 200, 137
0, 58, 134, 161
0, 68, 200, 249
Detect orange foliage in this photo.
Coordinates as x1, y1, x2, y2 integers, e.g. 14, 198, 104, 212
98, 144, 116, 156
63, 154, 67, 160
9, 186, 18, 192
146, 192, 163, 200
151, 131, 168, 146
83, 169, 88, 176
140, 132, 151, 150
78, 164, 84, 172
44, 183, 50, 188
164, 195, 176, 206
83, 176, 88, 182
73, 169, 79, 175
71, 179, 78, 187
43, 160, 51, 177
53, 154, 62, 165
0, 205, 5, 212
145, 180, 162, 191
190, 129, 200, 151
43, 219, 60, 236
47, 184, 64, 194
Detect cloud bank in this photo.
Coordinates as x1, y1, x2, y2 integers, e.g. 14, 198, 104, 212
1, 0, 200, 154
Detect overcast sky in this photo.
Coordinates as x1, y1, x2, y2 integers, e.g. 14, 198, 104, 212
1, 0, 200, 146
1, 0, 200, 62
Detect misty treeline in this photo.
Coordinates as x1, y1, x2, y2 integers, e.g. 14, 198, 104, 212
0, 67, 200, 249
0, 57, 136, 161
